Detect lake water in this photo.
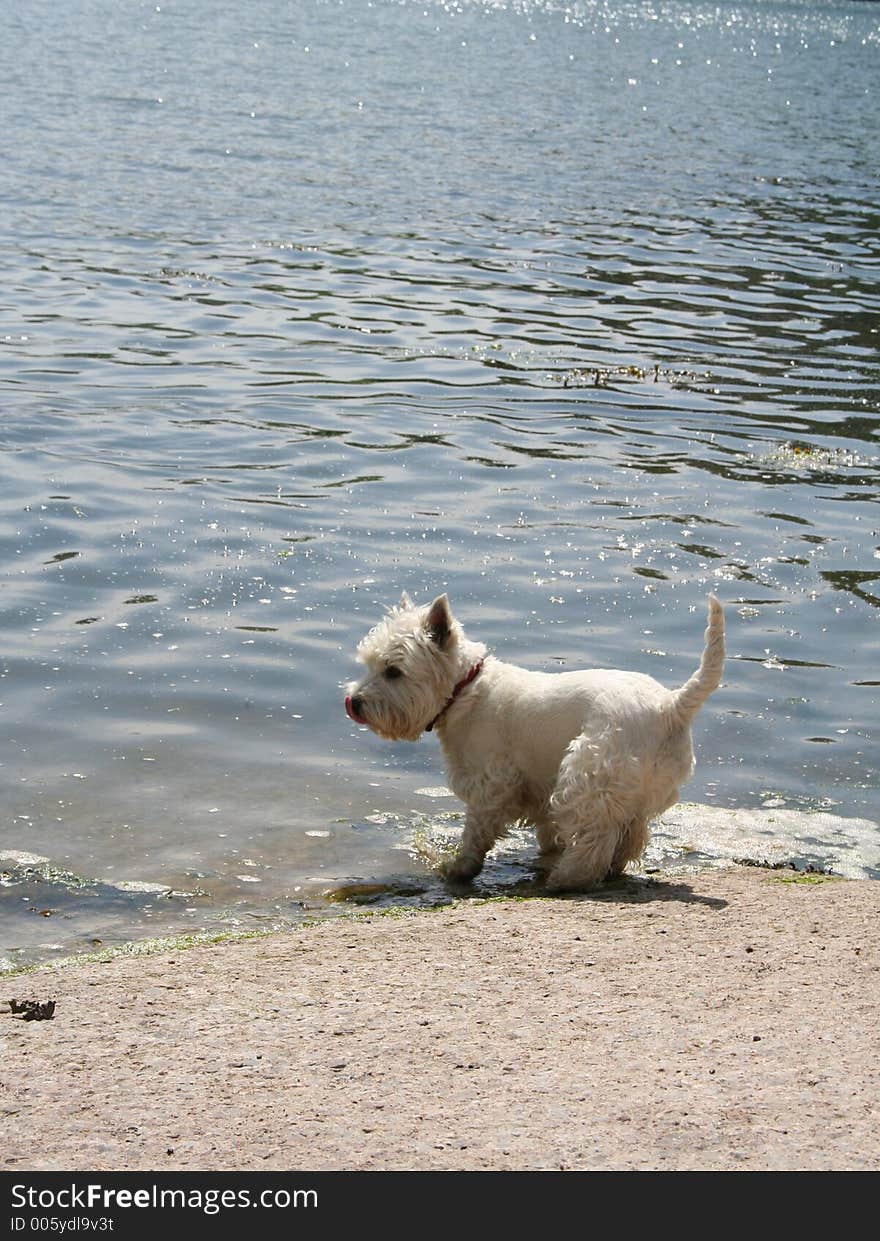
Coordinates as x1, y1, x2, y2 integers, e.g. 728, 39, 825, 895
1, 0, 878, 968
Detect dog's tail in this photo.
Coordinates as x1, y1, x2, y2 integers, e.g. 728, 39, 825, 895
672, 594, 725, 719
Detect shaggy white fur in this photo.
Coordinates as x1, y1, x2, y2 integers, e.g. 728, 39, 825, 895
345, 592, 725, 892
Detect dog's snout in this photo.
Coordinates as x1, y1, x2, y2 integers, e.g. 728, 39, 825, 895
345, 694, 366, 724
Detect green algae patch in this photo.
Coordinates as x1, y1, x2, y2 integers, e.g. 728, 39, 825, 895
322, 880, 432, 905
771, 873, 843, 886
0, 926, 278, 980
0, 898, 463, 980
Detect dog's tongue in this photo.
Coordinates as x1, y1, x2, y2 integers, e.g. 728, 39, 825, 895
344, 696, 366, 725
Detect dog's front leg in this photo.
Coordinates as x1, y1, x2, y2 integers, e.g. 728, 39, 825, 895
444, 808, 502, 883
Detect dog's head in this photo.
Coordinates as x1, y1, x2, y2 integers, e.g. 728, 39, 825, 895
344, 593, 473, 741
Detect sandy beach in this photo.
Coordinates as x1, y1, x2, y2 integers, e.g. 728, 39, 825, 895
1, 866, 878, 1172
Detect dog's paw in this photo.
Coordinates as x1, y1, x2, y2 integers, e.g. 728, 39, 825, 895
544, 868, 601, 894
443, 855, 483, 884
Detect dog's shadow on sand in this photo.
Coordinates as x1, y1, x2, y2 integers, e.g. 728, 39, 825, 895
448, 872, 728, 911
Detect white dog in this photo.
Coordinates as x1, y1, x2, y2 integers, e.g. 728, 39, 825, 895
345, 593, 724, 891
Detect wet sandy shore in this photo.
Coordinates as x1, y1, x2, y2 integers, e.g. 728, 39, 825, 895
2, 866, 878, 1171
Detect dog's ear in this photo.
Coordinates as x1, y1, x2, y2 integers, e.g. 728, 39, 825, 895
425, 594, 453, 648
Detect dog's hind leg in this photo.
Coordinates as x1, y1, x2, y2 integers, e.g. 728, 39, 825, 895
545, 731, 644, 892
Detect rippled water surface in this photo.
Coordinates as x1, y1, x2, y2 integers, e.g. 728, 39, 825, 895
2, 0, 879, 966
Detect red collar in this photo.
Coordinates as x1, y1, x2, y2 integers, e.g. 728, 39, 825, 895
426, 660, 484, 732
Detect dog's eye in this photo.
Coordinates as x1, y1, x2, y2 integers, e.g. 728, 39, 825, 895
384, 666, 403, 680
